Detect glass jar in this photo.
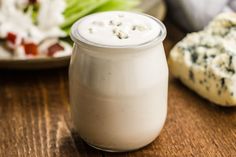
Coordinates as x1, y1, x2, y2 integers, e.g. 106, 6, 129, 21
69, 11, 168, 152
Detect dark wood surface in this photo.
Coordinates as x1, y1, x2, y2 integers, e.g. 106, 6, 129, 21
0, 19, 236, 157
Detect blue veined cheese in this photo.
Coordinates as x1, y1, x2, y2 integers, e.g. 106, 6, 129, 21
169, 13, 236, 106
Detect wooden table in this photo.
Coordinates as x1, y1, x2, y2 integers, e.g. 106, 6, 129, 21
0, 19, 236, 157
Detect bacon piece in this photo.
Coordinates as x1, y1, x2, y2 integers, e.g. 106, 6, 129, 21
47, 43, 64, 57
29, 0, 37, 4
23, 43, 38, 56
6, 32, 17, 44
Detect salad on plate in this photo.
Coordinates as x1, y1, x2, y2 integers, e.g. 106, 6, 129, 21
0, 0, 140, 60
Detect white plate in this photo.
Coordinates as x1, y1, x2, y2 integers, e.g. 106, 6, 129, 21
0, 56, 70, 69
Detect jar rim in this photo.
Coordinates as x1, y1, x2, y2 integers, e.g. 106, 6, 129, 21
70, 11, 167, 50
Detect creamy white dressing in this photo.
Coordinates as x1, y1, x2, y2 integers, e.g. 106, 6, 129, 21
0, 0, 66, 43
38, 0, 66, 30
0, 0, 32, 38
76, 11, 162, 46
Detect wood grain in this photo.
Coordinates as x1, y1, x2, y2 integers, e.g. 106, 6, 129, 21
0, 19, 236, 157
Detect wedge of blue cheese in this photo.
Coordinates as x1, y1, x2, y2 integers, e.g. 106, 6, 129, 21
169, 13, 236, 106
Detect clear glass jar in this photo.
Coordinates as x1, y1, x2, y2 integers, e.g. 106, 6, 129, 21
69, 11, 168, 152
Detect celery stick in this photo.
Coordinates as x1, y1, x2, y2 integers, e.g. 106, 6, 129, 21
62, 27, 71, 35
65, 0, 79, 11
61, 0, 110, 29
94, 0, 140, 12
64, 0, 95, 18
26, 4, 39, 24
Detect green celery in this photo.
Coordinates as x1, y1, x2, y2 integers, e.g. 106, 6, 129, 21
26, 4, 39, 24
61, 0, 110, 29
64, 0, 95, 18
94, 0, 140, 12
65, 0, 79, 11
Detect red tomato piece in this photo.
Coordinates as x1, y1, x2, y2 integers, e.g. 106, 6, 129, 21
7, 32, 17, 44
23, 43, 38, 56
47, 43, 64, 57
